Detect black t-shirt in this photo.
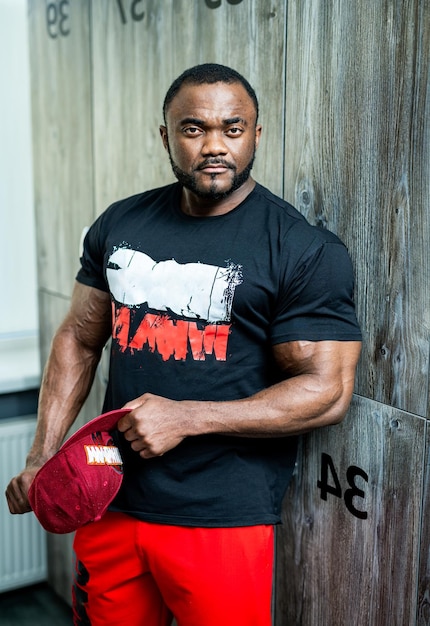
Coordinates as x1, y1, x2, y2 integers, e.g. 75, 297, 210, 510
76, 182, 362, 527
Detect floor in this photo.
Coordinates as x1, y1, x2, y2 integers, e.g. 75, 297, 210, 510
0, 582, 72, 625
0, 583, 179, 626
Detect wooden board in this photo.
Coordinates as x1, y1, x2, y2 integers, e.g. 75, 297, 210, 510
417, 426, 430, 624
28, 0, 94, 297
276, 395, 426, 625
91, 0, 287, 213
282, 0, 430, 416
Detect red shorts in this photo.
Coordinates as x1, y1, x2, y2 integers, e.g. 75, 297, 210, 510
72, 512, 274, 626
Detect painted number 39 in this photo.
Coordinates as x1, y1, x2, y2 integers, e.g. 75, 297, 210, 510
205, 0, 244, 7
46, 0, 70, 38
317, 453, 369, 519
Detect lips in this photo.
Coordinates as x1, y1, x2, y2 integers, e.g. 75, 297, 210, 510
197, 159, 234, 172
200, 166, 229, 174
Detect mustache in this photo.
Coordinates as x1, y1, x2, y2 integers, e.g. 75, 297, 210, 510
196, 158, 235, 170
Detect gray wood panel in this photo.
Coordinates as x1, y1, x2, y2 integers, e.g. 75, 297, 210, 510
91, 0, 287, 214
282, 0, 430, 416
417, 426, 430, 624
28, 0, 94, 297
276, 395, 426, 625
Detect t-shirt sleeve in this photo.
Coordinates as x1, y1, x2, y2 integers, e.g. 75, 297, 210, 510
270, 241, 362, 344
75, 213, 109, 293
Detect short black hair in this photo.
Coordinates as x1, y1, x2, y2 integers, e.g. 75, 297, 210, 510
163, 63, 259, 123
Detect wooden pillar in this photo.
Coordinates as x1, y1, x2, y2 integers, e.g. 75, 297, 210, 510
28, 0, 94, 295
276, 1, 430, 623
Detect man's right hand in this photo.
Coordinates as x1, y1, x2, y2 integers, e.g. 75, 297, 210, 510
5, 466, 40, 514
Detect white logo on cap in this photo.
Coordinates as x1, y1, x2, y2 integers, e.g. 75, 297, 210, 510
84, 445, 123, 466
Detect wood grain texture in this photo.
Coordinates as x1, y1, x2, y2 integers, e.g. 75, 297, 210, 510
28, 0, 94, 297
91, 0, 287, 213
276, 395, 426, 625
282, 0, 430, 416
417, 427, 430, 625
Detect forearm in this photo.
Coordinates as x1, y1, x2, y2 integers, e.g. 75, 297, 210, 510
185, 374, 353, 439
6, 283, 111, 514
26, 326, 102, 466
120, 340, 361, 458
121, 368, 356, 459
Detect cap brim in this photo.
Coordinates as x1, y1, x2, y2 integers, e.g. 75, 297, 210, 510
28, 407, 130, 533
61, 408, 131, 451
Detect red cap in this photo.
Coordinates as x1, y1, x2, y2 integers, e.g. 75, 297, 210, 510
28, 408, 130, 534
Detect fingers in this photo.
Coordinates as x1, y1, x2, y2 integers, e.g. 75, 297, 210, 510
5, 474, 33, 514
118, 394, 185, 458
117, 413, 132, 433
120, 420, 181, 458
121, 424, 160, 456
139, 447, 162, 460
118, 397, 147, 432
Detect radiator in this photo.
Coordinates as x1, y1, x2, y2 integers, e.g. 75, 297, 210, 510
0, 416, 47, 592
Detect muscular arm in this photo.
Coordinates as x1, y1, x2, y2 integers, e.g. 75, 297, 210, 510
5, 282, 111, 513
119, 339, 362, 458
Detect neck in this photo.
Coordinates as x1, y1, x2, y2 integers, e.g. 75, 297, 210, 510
180, 178, 256, 217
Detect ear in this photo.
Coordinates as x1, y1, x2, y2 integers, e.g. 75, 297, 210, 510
159, 125, 169, 151
254, 124, 262, 149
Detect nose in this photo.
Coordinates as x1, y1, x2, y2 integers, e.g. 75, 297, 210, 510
201, 131, 228, 156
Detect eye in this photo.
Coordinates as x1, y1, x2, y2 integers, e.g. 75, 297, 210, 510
225, 127, 244, 137
183, 126, 203, 136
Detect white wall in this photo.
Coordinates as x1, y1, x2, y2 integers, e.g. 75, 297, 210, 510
0, 0, 40, 392
0, 0, 38, 340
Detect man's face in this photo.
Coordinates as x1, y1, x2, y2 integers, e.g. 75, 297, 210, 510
160, 81, 261, 202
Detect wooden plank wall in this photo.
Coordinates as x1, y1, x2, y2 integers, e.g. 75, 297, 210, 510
26, 0, 429, 622
28, 0, 94, 295
277, 399, 427, 624
282, 0, 430, 416
276, 1, 430, 624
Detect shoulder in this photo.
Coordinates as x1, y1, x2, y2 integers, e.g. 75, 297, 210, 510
82, 182, 178, 254
252, 184, 346, 249
102, 182, 179, 219
252, 183, 306, 221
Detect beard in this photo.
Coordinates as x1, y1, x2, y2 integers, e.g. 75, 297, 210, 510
167, 149, 256, 201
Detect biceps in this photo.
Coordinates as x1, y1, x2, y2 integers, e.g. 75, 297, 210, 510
273, 340, 362, 381
64, 283, 112, 350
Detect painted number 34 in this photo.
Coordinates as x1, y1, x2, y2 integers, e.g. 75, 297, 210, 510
317, 453, 368, 519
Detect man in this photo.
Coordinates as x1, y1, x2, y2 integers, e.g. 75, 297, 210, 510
6, 64, 362, 625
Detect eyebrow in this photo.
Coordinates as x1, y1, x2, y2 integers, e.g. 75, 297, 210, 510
179, 117, 205, 126
179, 116, 248, 127
223, 117, 247, 125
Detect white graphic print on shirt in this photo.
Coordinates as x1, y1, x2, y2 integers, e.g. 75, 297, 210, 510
107, 247, 243, 362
